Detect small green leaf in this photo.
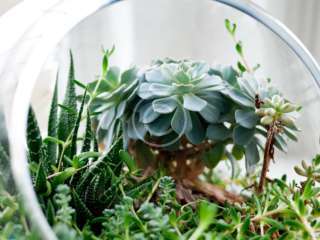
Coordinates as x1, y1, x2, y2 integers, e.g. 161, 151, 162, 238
237, 62, 246, 73
231, 145, 244, 160
225, 19, 237, 36
52, 167, 77, 187
302, 180, 314, 199
43, 136, 64, 146
261, 217, 285, 230
203, 143, 225, 169
235, 41, 243, 56
119, 150, 137, 172
198, 201, 217, 228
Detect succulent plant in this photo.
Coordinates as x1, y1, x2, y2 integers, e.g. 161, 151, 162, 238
87, 65, 139, 149
88, 51, 301, 175
133, 58, 225, 145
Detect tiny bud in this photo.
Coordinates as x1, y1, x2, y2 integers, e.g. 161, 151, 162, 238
255, 109, 265, 116
294, 166, 307, 176
265, 108, 276, 116
261, 115, 273, 125
280, 115, 295, 126
301, 160, 308, 170
280, 103, 296, 113
272, 95, 285, 108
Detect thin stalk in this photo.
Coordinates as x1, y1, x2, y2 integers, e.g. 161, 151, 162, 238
188, 224, 206, 240
258, 122, 276, 193
119, 184, 147, 234
230, 34, 252, 73
144, 177, 161, 204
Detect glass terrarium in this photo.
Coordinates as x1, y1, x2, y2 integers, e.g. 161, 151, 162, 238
1, 0, 320, 239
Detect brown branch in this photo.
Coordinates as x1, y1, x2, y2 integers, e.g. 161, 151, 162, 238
258, 122, 276, 193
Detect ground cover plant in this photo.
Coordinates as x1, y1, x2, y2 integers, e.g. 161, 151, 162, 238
0, 20, 319, 240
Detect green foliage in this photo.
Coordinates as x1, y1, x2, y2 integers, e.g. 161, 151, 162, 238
0, 22, 318, 240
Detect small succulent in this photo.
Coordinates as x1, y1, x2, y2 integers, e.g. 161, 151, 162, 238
256, 94, 299, 127
88, 63, 139, 148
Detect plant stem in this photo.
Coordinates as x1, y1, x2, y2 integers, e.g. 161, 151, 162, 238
230, 34, 252, 73
189, 225, 206, 240
145, 177, 161, 204
258, 122, 276, 193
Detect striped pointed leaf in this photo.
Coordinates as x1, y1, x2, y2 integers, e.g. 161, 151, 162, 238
27, 107, 42, 163
58, 51, 77, 158
47, 79, 58, 164
70, 90, 87, 158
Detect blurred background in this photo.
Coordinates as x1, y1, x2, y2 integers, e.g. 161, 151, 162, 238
1, 0, 320, 179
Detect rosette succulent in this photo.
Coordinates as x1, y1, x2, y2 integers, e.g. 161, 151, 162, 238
133, 58, 225, 145
88, 65, 139, 148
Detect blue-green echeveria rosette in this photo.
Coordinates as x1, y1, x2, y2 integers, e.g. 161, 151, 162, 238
135, 59, 226, 145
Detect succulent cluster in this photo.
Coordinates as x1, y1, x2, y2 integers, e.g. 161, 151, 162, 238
90, 55, 301, 173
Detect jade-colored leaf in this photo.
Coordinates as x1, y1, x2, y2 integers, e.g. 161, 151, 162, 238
185, 112, 205, 144
244, 139, 260, 172
141, 103, 160, 124
199, 103, 220, 123
146, 114, 171, 137
235, 109, 258, 129
207, 124, 231, 141
183, 93, 207, 112
152, 96, 178, 114
171, 106, 189, 135
233, 126, 255, 146
203, 143, 225, 169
